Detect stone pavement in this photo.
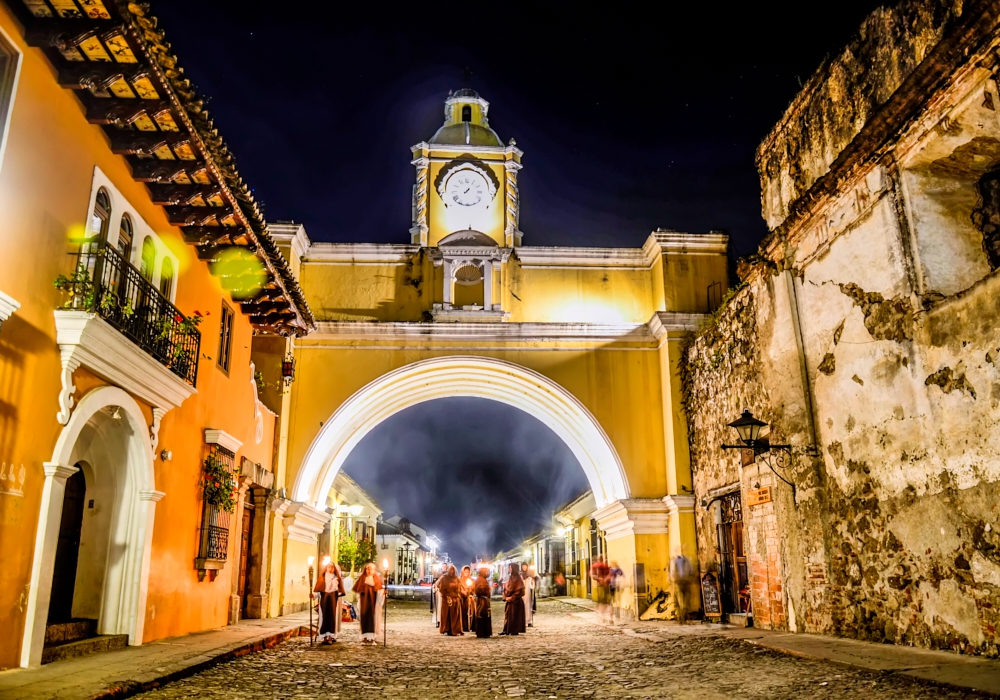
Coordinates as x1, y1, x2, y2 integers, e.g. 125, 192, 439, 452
130, 600, 988, 699
559, 596, 1000, 697
0, 612, 309, 700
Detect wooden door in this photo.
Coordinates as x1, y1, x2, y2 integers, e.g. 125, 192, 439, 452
49, 469, 86, 623
238, 504, 253, 617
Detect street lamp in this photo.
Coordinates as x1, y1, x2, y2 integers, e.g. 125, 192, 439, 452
721, 409, 795, 493
307, 555, 315, 646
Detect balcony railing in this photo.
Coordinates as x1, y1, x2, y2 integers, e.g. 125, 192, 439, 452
60, 239, 200, 386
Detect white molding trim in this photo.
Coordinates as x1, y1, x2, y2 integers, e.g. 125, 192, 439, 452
282, 501, 331, 544
23, 386, 156, 667
515, 231, 728, 270
307, 321, 655, 344
663, 494, 696, 515
0, 289, 20, 324
647, 312, 705, 339
430, 306, 511, 323
410, 140, 523, 157
269, 223, 311, 262
593, 499, 671, 541
54, 311, 197, 423
304, 243, 419, 264
204, 428, 243, 454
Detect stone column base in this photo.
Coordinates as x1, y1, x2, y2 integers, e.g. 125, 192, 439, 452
244, 593, 269, 619
228, 594, 241, 625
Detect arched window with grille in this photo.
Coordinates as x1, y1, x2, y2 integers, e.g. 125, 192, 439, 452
90, 188, 111, 243
116, 215, 133, 263
139, 237, 156, 282
461, 105, 471, 122
159, 257, 173, 299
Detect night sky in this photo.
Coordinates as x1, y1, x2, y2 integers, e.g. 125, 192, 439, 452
155, 2, 883, 563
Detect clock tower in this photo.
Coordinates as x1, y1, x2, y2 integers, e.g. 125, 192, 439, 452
410, 89, 523, 249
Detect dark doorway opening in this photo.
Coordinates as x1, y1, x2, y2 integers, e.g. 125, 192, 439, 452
48, 468, 86, 623
239, 500, 255, 619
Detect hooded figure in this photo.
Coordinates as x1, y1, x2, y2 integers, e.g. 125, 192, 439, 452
501, 564, 526, 636
313, 561, 345, 644
438, 564, 464, 635
473, 567, 493, 638
352, 562, 384, 646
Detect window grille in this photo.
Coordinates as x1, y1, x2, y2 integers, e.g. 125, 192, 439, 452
197, 445, 236, 565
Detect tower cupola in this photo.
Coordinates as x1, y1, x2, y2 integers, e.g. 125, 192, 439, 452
429, 88, 503, 147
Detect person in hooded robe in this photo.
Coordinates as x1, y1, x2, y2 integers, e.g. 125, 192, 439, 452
473, 566, 493, 637
459, 565, 473, 632
313, 559, 345, 644
352, 562, 384, 646
501, 563, 526, 636
437, 564, 464, 635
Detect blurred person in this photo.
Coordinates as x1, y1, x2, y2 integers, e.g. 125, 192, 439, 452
431, 566, 443, 627
459, 565, 473, 632
609, 560, 624, 619
313, 559, 345, 645
521, 562, 535, 628
438, 564, 464, 636
501, 563, 526, 635
590, 556, 613, 624
352, 562, 384, 646
473, 567, 493, 637
670, 552, 696, 624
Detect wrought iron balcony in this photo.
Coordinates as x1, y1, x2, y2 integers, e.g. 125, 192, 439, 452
58, 240, 200, 386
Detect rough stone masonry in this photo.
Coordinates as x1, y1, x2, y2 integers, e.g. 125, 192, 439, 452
684, 0, 1000, 657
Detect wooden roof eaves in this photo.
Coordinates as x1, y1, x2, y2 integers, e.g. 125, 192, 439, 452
113, 2, 315, 335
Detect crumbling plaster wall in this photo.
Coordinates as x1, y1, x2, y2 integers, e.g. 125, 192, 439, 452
687, 160, 1000, 655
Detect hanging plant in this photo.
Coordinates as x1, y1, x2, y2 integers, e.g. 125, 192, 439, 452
203, 452, 237, 513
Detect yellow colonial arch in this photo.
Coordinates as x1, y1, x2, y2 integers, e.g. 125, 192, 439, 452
292, 355, 631, 510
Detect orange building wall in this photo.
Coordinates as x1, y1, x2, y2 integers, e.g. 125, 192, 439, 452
0, 5, 277, 667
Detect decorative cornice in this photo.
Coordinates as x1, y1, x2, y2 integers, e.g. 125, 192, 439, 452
663, 494, 696, 515
269, 223, 311, 263
429, 306, 511, 323
643, 231, 729, 257
647, 312, 706, 340
307, 321, 655, 344
42, 462, 79, 482
304, 243, 420, 265
593, 498, 670, 541
139, 489, 166, 503
204, 429, 243, 454
0, 290, 20, 324
515, 245, 647, 269
240, 457, 274, 490
283, 501, 331, 544
54, 311, 197, 419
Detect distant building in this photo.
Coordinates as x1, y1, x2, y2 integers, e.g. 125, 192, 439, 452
377, 515, 438, 583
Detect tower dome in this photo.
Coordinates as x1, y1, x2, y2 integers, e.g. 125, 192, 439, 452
429, 89, 503, 147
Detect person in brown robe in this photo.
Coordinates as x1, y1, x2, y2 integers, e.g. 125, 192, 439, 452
352, 562, 384, 646
501, 563, 526, 636
312, 560, 345, 644
473, 567, 493, 638
459, 565, 473, 632
438, 564, 464, 635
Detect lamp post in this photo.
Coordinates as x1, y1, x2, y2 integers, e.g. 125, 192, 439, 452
720, 409, 795, 494
381, 557, 390, 647
307, 555, 315, 646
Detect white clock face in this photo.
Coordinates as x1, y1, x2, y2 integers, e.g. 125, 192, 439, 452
446, 171, 487, 207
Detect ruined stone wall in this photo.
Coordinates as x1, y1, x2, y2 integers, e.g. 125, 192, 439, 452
756, 0, 1000, 232
688, 40, 1000, 652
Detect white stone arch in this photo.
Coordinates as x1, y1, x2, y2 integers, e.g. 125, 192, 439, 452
21, 385, 161, 667
293, 356, 630, 510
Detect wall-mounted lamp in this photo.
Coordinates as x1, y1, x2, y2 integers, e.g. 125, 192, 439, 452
281, 353, 296, 388
721, 409, 795, 495
160, 449, 173, 461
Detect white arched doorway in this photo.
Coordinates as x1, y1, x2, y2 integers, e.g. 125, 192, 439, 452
293, 356, 630, 509
21, 386, 160, 667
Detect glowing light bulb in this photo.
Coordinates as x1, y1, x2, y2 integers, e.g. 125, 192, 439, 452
307, 556, 315, 566
382, 557, 389, 571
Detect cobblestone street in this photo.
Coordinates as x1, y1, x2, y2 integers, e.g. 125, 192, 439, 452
133, 600, 981, 699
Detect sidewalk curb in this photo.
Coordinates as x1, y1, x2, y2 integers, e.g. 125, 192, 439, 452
92, 625, 307, 700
